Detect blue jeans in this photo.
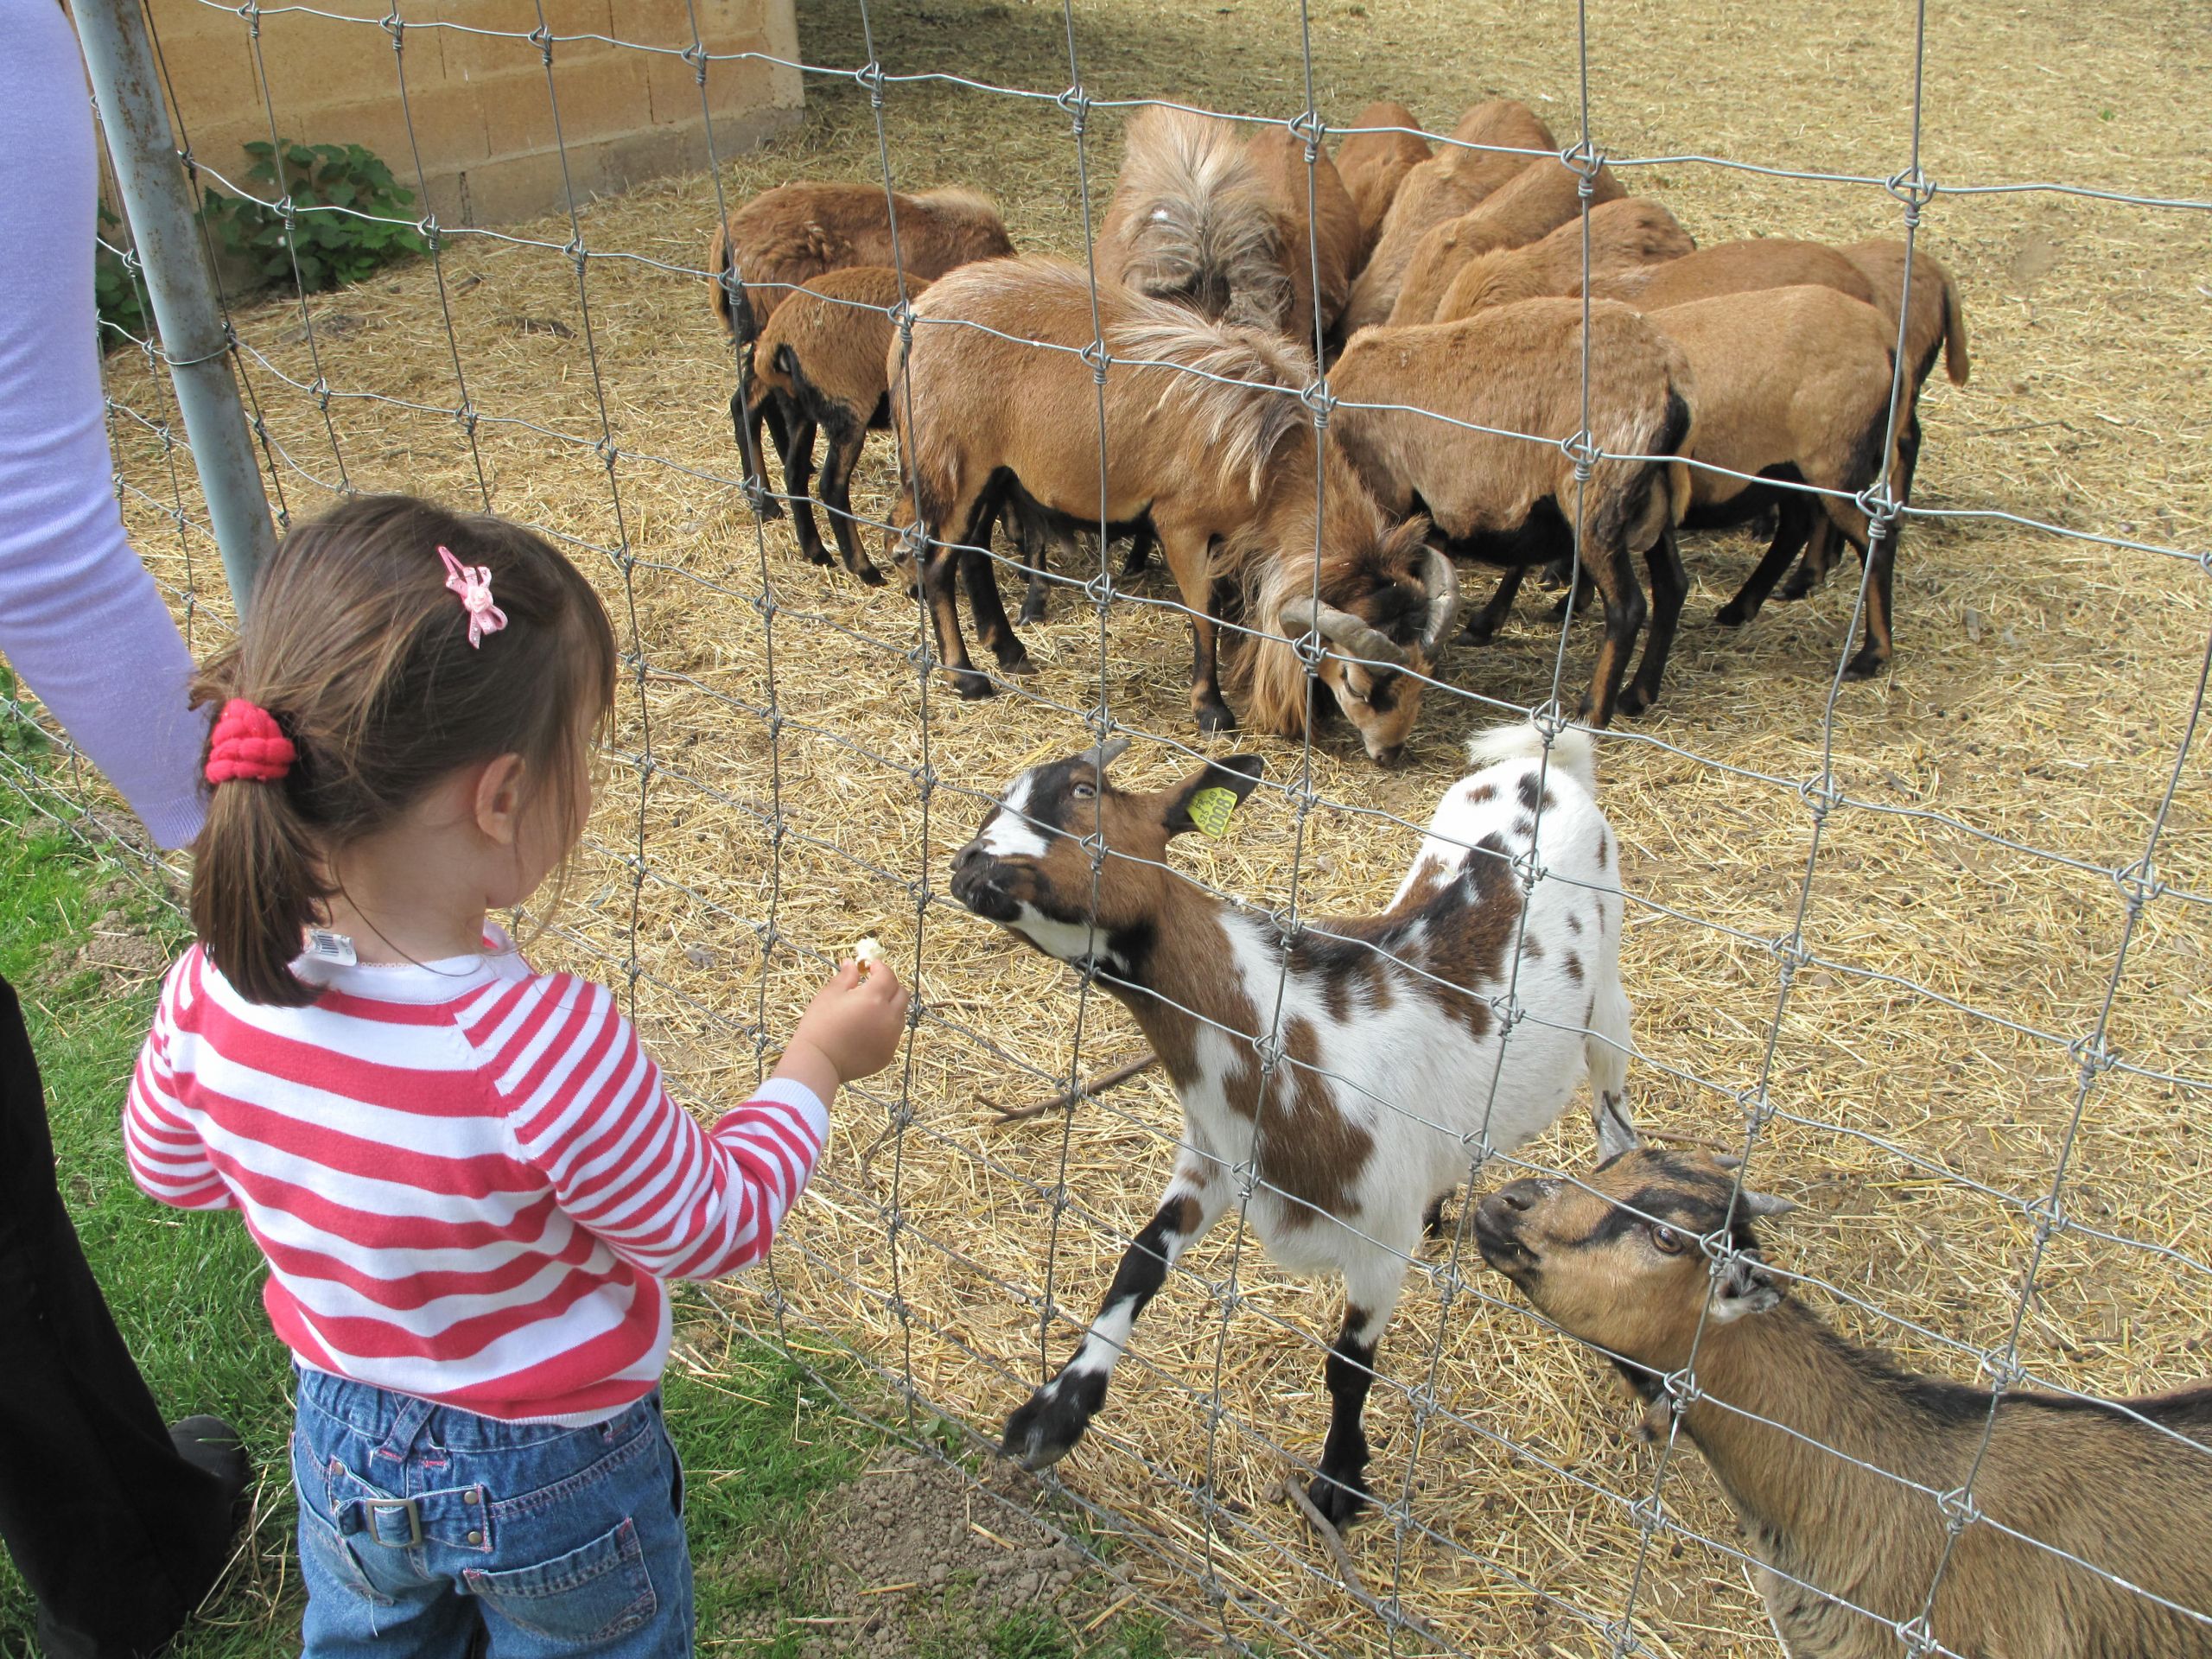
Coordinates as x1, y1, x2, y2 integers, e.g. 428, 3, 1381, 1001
290, 1367, 694, 1658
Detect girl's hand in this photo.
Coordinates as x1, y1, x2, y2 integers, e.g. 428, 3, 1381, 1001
780, 958, 910, 1094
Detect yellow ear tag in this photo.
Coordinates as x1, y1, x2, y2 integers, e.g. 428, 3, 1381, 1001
1185, 786, 1240, 839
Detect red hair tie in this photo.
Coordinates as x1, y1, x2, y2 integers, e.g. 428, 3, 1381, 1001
204, 699, 296, 785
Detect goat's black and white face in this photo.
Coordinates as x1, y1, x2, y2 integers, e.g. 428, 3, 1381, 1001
1472, 1149, 1795, 1370
950, 742, 1265, 975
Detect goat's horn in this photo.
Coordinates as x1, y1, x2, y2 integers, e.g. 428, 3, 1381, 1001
1279, 596, 1408, 668
1415, 544, 1461, 657
1080, 735, 1132, 772
1738, 1190, 1797, 1218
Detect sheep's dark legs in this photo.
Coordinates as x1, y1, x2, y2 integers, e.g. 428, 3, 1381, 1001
816, 418, 883, 586
1014, 499, 1057, 627
1620, 527, 1688, 716
1120, 523, 1156, 579
731, 349, 785, 521
1578, 541, 1648, 728
1717, 493, 1815, 627
781, 410, 831, 567
957, 489, 1034, 676
1002, 1176, 1226, 1472
1842, 519, 1897, 681
924, 493, 996, 700
1462, 565, 1525, 643
1158, 520, 1236, 733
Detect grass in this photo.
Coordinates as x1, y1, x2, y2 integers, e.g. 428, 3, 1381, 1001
0, 779, 876, 1656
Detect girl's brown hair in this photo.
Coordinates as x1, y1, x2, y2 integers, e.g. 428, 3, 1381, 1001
190, 494, 618, 1005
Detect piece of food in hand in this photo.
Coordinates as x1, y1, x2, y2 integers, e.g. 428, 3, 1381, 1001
853, 936, 883, 980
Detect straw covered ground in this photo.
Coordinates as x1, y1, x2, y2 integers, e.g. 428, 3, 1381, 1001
94, 0, 2212, 1649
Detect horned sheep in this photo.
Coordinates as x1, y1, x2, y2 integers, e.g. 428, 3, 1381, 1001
955, 721, 1638, 1527
887, 257, 1459, 763
1474, 1147, 2212, 1659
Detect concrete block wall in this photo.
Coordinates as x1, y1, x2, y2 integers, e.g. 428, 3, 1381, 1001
130, 0, 803, 228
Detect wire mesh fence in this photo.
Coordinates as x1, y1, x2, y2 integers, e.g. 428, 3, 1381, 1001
10, 0, 2212, 1650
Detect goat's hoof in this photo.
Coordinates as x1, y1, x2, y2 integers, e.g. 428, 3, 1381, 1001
1018, 601, 1049, 627
1777, 573, 1815, 602
1196, 703, 1238, 735
1306, 1471, 1371, 1530
995, 652, 1039, 678
1618, 684, 1654, 718
1461, 618, 1499, 645
1840, 649, 1890, 683
952, 669, 999, 702
803, 547, 836, 569
850, 563, 886, 588
1001, 1382, 1097, 1472
1714, 601, 1751, 628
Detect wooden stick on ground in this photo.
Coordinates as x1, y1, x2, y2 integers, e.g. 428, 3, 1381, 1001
986, 1052, 1158, 1122
1279, 1477, 1368, 1595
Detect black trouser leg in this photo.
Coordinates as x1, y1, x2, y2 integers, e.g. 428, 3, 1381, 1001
0, 976, 237, 1654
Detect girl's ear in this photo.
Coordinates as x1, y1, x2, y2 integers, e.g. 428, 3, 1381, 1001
473, 753, 530, 846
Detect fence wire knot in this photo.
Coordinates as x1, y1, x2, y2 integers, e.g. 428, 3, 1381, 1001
1978, 1347, 2025, 1391
2066, 1031, 2116, 1082
1056, 85, 1092, 135
1078, 338, 1112, 384
1561, 137, 1607, 179
1797, 771, 1844, 822
1895, 1615, 1942, 1657
855, 60, 886, 108
680, 39, 708, 80
527, 22, 553, 61
1936, 1484, 1983, 1534
380, 9, 402, 41
1855, 482, 1904, 529
1885, 167, 1940, 225
1299, 377, 1337, 427
2112, 855, 2159, 912
1289, 108, 1326, 161
1559, 428, 1601, 480
1659, 1367, 1701, 1410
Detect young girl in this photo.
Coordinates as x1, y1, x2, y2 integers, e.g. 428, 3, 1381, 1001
124, 493, 908, 1657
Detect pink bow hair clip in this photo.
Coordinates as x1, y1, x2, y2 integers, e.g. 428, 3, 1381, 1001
438, 545, 508, 649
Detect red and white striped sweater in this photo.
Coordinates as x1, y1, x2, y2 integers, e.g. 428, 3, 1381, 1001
124, 931, 826, 1424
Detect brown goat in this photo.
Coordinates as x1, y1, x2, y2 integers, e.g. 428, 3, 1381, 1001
887, 257, 1458, 762
1333, 100, 1432, 265
1432, 199, 1697, 322
706, 181, 1014, 511
1338, 99, 1560, 336
1388, 156, 1628, 327
1474, 1148, 2212, 1659
1332, 298, 1696, 725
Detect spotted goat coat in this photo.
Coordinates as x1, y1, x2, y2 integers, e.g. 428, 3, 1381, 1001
950, 720, 1638, 1527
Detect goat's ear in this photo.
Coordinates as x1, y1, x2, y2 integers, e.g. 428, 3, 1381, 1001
1162, 754, 1267, 838
1710, 1252, 1780, 1325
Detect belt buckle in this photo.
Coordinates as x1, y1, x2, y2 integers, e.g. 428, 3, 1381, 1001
362, 1494, 424, 1548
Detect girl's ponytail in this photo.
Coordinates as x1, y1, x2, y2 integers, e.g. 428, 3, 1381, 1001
188, 694, 327, 1006
181, 494, 617, 1006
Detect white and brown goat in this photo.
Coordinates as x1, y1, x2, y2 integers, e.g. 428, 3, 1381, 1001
1331, 298, 1697, 724
1475, 1148, 2212, 1659
954, 721, 1639, 1526
887, 257, 1458, 763
706, 181, 1014, 510
1338, 99, 1560, 336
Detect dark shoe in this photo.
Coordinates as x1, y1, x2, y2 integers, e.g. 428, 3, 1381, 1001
168, 1415, 250, 1510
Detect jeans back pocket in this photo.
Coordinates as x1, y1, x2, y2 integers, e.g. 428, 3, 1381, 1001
462, 1516, 657, 1643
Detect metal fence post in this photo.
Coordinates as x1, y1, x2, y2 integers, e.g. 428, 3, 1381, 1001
73, 0, 276, 607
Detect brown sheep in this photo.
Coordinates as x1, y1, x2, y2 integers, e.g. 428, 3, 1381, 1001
1338, 99, 1560, 336
1474, 1148, 2212, 1659
887, 257, 1458, 763
1332, 100, 1432, 266
705, 181, 1014, 512
1777, 239, 1970, 601
1388, 156, 1628, 327
1096, 108, 1358, 346
1332, 298, 1696, 725
1579, 236, 1878, 312
1433, 198, 1697, 322
1243, 124, 1363, 344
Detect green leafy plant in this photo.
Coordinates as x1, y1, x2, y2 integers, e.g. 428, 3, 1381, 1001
199, 139, 426, 295
93, 202, 150, 350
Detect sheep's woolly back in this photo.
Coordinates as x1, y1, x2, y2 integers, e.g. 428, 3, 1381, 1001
915, 186, 1000, 219
1110, 303, 1313, 499
1465, 720, 1597, 794
1105, 108, 1292, 333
